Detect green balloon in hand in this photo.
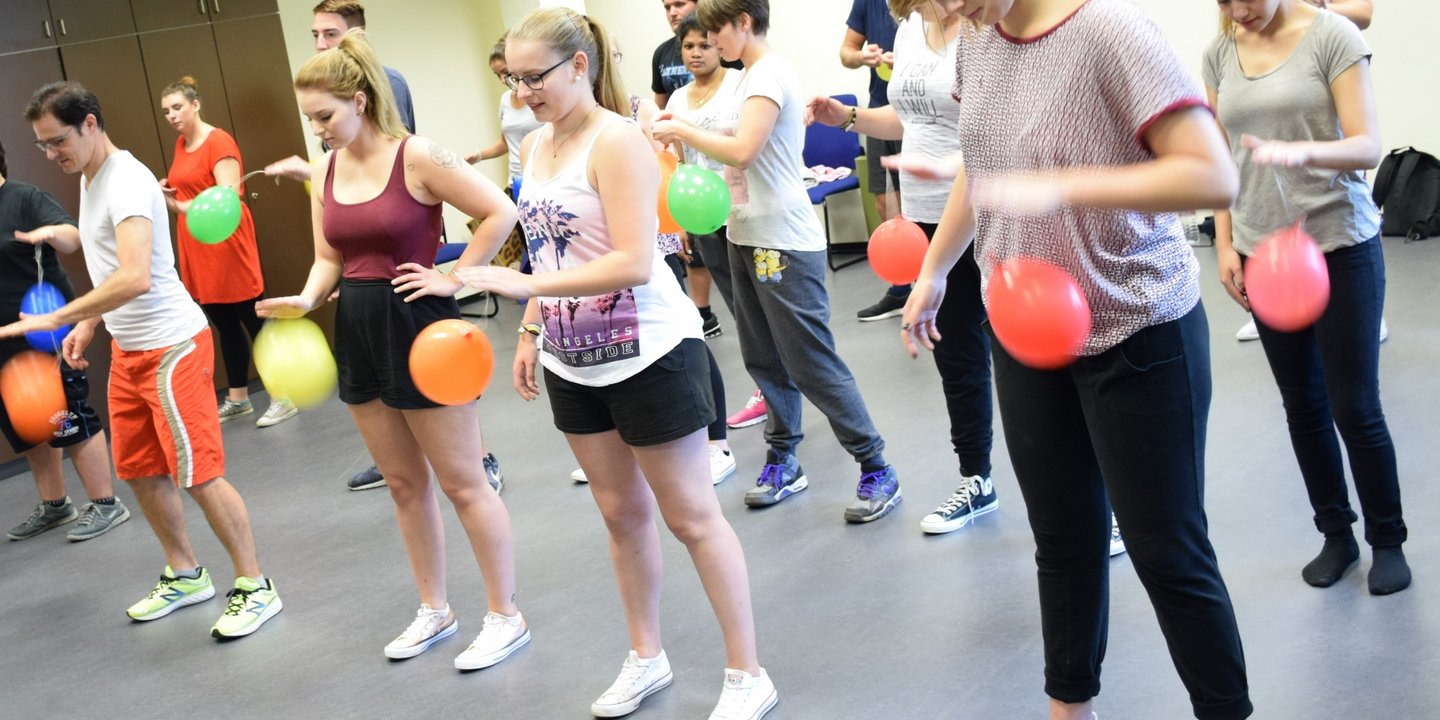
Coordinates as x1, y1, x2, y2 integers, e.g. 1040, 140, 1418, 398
187, 186, 242, 244
666, 165, 732, 235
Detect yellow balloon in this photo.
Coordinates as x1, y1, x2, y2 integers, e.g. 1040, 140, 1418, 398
303, 180, 312, 197
876, 62, 893, 82
253, 317, 337, 409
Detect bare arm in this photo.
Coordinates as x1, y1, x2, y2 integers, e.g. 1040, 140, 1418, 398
13, 224, 82, 254
652, 95, 781, 170
1205, 85, 1249, 310
1244, 61, 1380, 171
466, 136, 508, 164
1066, 107, 1240, 211
402, 136, 518, 276
805, 95, 903, 140
52, 217, 153, 324
840, 28, 881, 69
258, 153, 342, 316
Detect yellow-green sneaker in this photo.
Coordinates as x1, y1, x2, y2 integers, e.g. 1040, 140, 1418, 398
210, 577, 283, 639
126, 566, 215, 621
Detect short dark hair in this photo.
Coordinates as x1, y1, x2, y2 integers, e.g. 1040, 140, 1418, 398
676, 12, 705, 43
0, 138, 7, 178
697, 0, 769, 35
313, 0, 366, 28
25, 81, 106, 132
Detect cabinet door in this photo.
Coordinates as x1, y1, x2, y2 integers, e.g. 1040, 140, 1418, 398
0, 0, 57, 54
129, 0, 212, 33
58, 37, 169, 191
212, 14, 332, 335
202, 0, 277, 22
0, 50, 71, 211
138, 24, 236, 169
47, 0, 137, 46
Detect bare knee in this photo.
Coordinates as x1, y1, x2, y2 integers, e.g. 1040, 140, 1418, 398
385, 473, 434, 503
662, 511, 717, 547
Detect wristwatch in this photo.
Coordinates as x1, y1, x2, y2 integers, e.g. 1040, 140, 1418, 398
518, 322, 542, 337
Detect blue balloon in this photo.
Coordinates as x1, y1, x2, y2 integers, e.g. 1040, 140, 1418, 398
20, 282, 71, 353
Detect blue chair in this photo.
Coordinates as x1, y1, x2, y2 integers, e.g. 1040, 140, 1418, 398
803, 93, 866, 271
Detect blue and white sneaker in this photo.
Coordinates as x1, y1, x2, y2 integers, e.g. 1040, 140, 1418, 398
844, 466, 902, 523
743, 450, 808, 507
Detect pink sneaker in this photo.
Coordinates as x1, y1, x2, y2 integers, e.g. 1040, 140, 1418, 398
726, 390, 767, 429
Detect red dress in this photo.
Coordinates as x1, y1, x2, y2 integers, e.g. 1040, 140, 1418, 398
166, 128, 264, 304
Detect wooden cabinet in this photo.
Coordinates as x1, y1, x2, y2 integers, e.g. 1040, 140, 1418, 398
0, 0, 137, 54
129, 0, 278, 33
138, 25, 237, 169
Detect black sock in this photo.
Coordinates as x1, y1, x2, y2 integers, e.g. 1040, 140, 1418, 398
1302, 531, 1359, 588
43, 497, 68, 508
698, 305, 714, 320
1368, 546, 1412, 596
860, 454, 889, 474
91, 496, 116, 505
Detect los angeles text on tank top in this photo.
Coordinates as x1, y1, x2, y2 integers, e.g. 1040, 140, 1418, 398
519, 115, 699, 387
323, 136, 443, 280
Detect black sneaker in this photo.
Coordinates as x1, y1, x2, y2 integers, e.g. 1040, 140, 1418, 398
856, 291, 908, 322
702, 314, 722, 339
920, 475, 997, 534
347, 465, 386, 491
844, 466, 902, 523
484, 453, 503, 494
744, 449, 808, 507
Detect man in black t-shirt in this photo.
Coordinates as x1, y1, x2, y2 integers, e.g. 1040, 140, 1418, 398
0, 138, 128, 543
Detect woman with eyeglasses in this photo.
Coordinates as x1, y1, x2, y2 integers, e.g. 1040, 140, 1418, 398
466, 36, 541, 202
454, 8, 774, 718
257, 33, 528, 670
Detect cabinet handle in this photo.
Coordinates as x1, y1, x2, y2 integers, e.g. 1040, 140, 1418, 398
198, 0, 205, 14
43, 20, 52, 38
58, 18, 67, 35
211, 0, 221, 13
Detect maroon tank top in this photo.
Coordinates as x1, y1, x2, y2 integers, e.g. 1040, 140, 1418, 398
323, 136, 443, 280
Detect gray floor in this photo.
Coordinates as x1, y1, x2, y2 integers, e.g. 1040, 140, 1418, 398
2, 236, 1438, 720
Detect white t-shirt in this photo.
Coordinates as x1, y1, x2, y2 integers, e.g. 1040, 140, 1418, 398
709, 54, 826, 252
665, 68, 743, 175
888, 12, 961, 224
498, 91, 541, 184
79, 151, 208, 352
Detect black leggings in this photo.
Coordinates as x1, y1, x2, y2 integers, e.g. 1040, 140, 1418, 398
201, 295, 264, 391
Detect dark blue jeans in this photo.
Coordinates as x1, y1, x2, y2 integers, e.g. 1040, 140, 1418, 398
991, 302, 1251, 719
918, 223, 992, 478
1245, 237, 1405, 547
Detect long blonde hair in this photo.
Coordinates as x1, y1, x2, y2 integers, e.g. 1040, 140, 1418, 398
294, 31, 407, 139
507, 7, 628, 116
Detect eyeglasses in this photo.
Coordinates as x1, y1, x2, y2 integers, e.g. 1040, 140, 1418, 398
33, 127, 74, 152
505, 57, 571, 92
611, 50, 623, 63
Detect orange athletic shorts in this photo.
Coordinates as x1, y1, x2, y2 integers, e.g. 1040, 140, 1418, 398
108, 330, 225, 487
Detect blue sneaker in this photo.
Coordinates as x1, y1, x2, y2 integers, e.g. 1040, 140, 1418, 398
743, 450, 808, 507
484, 452, 503, 494
844, 466, 902, 523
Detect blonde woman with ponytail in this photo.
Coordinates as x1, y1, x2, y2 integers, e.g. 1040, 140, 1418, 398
457, 8, 776, 719
257, 33, 530, 670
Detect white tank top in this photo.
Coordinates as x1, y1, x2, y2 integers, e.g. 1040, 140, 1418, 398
519, 115, 701, 387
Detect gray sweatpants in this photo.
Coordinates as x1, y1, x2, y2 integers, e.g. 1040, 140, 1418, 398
727, 242, 885, 463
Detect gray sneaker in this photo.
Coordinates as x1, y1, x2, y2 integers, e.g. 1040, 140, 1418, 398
256, 398, 298, 428
744, 450, 808, 507
844, 466, 902, 523
217, 399, 254, 424
483, 453, 503, 494
66, 500, 132, 542
347, 465, 386, 491
7, 499, 78, 541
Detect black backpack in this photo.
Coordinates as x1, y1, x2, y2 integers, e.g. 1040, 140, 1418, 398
1372, 146, 1440, 241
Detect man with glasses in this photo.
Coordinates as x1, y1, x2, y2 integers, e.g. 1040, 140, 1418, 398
3, 82, 283, 638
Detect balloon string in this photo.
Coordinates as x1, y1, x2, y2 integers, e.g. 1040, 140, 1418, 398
1271, 166, 1302, 227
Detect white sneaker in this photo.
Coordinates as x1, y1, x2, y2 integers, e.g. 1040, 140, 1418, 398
709, 667, 777, 720
709, 445, 737, 485
1235, 319, 1259, 341
256, 398, 298, 427
454, 611, 530, 670
384, 604, 458, 659
591, 650, 674, 717
1109, 514, 1127, 558
572, 467, 589, 483
1379, 318, 1389, 343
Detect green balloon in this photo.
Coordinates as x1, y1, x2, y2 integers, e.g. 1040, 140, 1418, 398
186, 186, 242, 244
666, 165, 731, 235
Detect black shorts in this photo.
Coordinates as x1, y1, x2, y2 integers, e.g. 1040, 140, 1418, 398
0, 356, 104, 454
865, 136, 903, 193
334, 279, 462, 410
544, 338, 714, 447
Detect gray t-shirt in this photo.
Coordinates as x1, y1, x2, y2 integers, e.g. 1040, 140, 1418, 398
1203, 10, 1380, 254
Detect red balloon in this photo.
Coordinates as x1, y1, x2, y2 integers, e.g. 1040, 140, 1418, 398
986, 257, 1092, 370
867, 217, 929, 284
1245, 221, 1329, 332
409, 319, 494, 406
656, 151, 682, 234
0, 351, 66, 444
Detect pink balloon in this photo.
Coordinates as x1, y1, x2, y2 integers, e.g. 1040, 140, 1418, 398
1245, 221, 1329, 332
867, 217, 928, 285
986, 257, 1092, 370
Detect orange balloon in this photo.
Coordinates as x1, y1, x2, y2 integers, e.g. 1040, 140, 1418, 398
409, 319, 494, 406
0, 351, 66, 445
986, 257, 1092, 370
867, 217, 929, 284
657, 150, 682, 234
